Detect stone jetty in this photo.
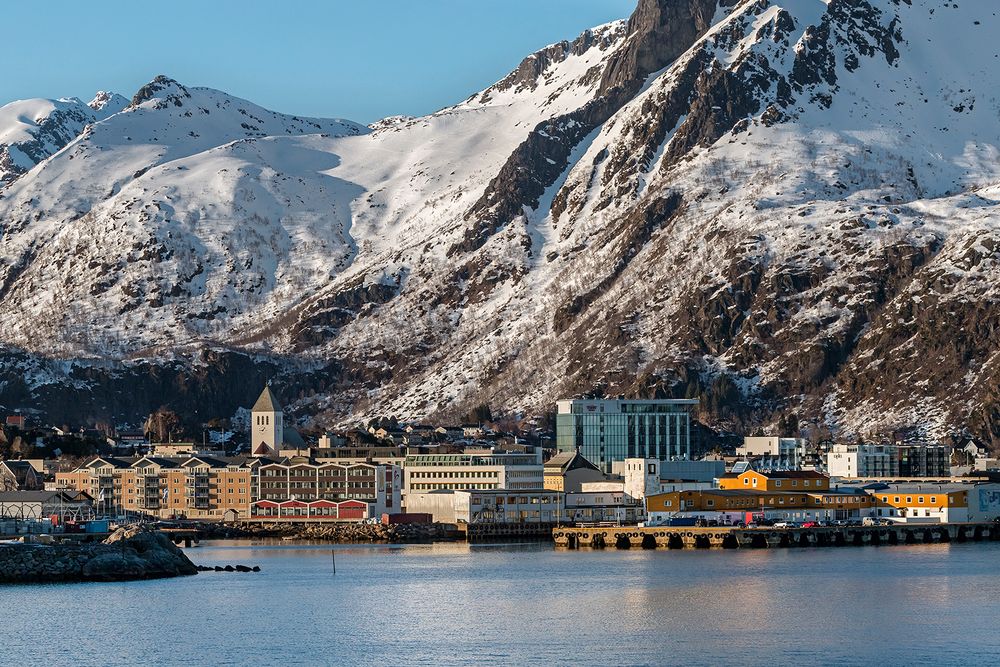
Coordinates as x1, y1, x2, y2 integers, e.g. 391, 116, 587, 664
196, 521, 457, 543
0, 526, 197, 583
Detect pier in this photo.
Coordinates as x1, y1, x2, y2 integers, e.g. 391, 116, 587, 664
553, 523, 999, 550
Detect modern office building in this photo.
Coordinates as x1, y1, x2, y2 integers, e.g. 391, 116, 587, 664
555, 398, 699, 473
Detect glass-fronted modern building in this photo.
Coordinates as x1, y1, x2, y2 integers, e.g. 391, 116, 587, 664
555, 399, 699, 473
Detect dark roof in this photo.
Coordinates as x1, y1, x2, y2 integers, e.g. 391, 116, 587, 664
183, 456, 234, 468
137, 456, 182, 468
2, 460, 36, 472
87, 456, 135, 469
282, 428, 306, 448
0, 490, 83, 503
544, 451, 601, 473
252, 386, 282, 413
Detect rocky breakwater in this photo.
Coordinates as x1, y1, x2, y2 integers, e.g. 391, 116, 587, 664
199, 521, 458, 543
0, 526, 197, 583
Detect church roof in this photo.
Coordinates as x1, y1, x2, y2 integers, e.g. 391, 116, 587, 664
253, 442, 274, 456
545, 451, 600, 473
252, 386, 282, 413
282, 428, 306, 448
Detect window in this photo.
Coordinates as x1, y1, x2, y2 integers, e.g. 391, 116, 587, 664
906, 497, 912, 504
792, 480, 798, 487
707, 500, 715, 507
744, 478, 750, 486
918, 497, 924, 504
775, 480, 782, 488
804, 480, 810, 487
930, 496, 937, 504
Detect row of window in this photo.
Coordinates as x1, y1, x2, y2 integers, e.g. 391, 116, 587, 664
409, 471, 499, 479
260, 468, 374, 477
410, 483, 499, 490
742, 478, 821, 488
260, 481, 376, 489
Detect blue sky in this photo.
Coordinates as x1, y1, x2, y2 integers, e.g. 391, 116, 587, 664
3, 0, 636, 123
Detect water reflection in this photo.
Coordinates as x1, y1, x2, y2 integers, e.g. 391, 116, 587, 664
2, 541, 999, 666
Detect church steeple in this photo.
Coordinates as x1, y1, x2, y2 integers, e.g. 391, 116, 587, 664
250, 386, 283, 458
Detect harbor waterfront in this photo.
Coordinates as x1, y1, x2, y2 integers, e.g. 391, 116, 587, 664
3, 540, 1000, 666
554, 522, 999, 550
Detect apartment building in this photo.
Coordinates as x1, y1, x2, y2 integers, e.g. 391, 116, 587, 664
56, 456, 254, 520
56, 454, 401, 521
737, 437, 816, 469
827, 444, 951, 478
250, 458, 401, 520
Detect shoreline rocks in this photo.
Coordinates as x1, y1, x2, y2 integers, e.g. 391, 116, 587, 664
0, 526, 197, 584
194, 521, 459, 544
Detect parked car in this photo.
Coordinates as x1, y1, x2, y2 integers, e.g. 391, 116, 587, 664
801, 521, 818, 528
773, 521, 800, 528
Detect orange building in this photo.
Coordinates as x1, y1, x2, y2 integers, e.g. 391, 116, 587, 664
717, 469, 830, 492
646, 487, 873, 522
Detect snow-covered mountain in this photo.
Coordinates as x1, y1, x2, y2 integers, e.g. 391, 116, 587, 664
2, 0, 1000, 446
0, 91, 128, 185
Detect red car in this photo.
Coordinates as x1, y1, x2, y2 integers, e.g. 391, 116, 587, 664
801, 521, 818, 528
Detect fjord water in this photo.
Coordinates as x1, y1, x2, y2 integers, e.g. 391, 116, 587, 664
4, 541, 1000, 666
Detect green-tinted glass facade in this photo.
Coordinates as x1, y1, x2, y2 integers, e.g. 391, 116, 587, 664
555, 399, 698, 473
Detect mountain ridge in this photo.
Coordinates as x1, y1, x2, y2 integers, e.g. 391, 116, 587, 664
2, 0, 1000, 448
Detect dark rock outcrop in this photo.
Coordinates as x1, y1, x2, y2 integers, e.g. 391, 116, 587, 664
0, 526, 197, 583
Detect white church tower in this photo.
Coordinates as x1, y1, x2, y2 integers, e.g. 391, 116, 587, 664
251, 386, 283, 458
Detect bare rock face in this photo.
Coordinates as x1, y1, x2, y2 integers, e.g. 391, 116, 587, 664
598, 0, 723, 95
460, 0, 726, 256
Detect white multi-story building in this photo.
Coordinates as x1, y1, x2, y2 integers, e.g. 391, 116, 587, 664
620, 458, 721, 503
406, 488, 562, 524
827, 444, 896, 477
737, 437, 813, 469
402, 449, 544, 506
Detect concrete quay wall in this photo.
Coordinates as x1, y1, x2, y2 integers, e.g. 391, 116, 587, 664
554, 523, 998, 550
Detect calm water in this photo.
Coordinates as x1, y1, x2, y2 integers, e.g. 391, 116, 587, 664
3, 540, 1000, 666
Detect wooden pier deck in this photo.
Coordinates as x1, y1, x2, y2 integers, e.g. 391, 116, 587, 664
554, 523, 999, 550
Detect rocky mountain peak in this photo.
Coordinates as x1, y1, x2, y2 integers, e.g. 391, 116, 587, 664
128, 75, 192, 109
598, 0, 725, 95
87, 90, 128, 115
